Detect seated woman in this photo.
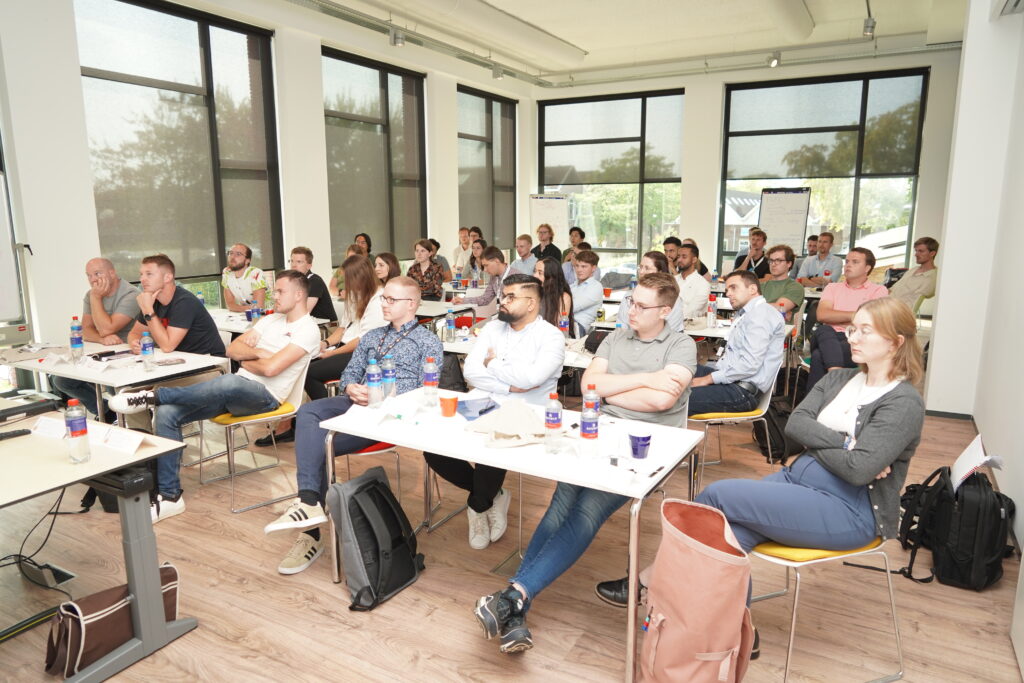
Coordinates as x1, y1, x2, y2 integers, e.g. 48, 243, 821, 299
306, 255, 384, 402
428, 238, 453, 282
532, 257, 574, 335
374, 252, 400, 286
595, 297, 925, 648
467, 238, 489, 285
328, 243, 364, 297
354, 232, 374, 265
623, 251, 686, 331
407, 238, 444, 301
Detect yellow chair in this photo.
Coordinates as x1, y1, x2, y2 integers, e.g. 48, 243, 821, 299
751, 537, 903, 682
200, 364, 310, 513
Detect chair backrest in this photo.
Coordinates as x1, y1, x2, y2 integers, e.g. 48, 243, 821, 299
282, 358, 312, 410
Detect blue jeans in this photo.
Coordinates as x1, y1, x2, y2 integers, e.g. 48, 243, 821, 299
51, 376, 111, 420
153, 374, 279, 498
511, 483, 628, 605
687, 365, 759, 416
294, 396, 377, 505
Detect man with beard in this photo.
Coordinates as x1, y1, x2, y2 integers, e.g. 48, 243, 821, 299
221, 242, 267, 311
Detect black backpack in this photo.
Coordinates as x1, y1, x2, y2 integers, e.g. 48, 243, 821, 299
752, 398, 805, 465
897, 466, 1015, 590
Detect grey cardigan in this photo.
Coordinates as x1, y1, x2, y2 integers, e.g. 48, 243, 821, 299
785, 368, 925, 539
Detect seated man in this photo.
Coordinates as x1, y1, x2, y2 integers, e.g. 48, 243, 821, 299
452, 246, 513, 308
52, 257, 140, 420
889, 236, 938, 311
110, 270, 321, 522
761, 244, 805, 321
452, 226, 472, 272
473, 273, 695, 653
569, 249, 603, 335
561, 241, 601, 285
509, 234, 538, 275
733, 227, 769, 278
263, 277, 442, 575
675, 242, 711, 322
222, 242, 267, 312
687, 270, 785, 415
796, 231, 843, 287
807, 247, 888, 389
429, 274, 564, 551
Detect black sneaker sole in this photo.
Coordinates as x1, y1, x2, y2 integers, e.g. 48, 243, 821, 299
474, 594, 503, 640
499, 628, 533, 654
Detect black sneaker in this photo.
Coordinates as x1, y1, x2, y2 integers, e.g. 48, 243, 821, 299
595, 576, 642, 608
499, 613, 533, 654
750, 627, 760, 660
474, 586, 525, 640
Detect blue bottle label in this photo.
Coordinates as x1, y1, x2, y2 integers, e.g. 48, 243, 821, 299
383, 368, 396, 381
545, 410, 561, 429
66, 415, 88, 438
581, 418, 598, 439
423, 371, 439, 386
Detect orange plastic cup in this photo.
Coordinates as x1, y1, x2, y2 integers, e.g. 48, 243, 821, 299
440, 396, 458, 417
460, 278, 469, 288
603, 287, 612, 297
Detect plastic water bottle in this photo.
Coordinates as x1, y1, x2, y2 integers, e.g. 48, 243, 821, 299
615, 321, 623, 332
366, 358, 384, 408
444, 309, 456, 342
545, 393, 563, 455
583, 383, 601, 414
422, 356, 439, 407
141, 331, 155, 371
580, 388, 600, 458
558, 311, 570, 337
706, 294, 718, 328
196, 290, 206, 306
65, 399, 91, 464
711, 270, 719, 285
381, 354, 397, 398
69, 316, 84, 362
629, 274, 638, 289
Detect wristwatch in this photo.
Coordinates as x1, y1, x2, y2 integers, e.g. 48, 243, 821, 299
143, 313, 153, 323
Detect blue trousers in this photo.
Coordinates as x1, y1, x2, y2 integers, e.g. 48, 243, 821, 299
51, 376, 112, 421
294, 396, 377, 505
512, 483, 628, 606
153, 374, 279, 498
687, 365, 759, 416
695, 456, 876, 554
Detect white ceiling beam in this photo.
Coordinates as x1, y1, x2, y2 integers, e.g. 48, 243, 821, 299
927, 0, 968, 43
765, 0, 815, 42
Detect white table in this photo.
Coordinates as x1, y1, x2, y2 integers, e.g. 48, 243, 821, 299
0, 416, 196, 681
603, 288, 629, 304
416, 300, 473, 321
320, 389, 703, 682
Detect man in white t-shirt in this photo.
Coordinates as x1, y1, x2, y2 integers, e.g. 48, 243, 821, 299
221, 242, 268, 311
110, 270, 321, 522
426, 274, 565, 551
452, 227, 473, 272
675, 242, 711, 321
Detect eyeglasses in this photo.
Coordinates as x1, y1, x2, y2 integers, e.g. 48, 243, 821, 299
844, 325, 875, 340
628, 299, 667, 313
381, 296, 414, 305
768, 258, 789, 264
226, 250, 246, 257
499, 293, 536, 304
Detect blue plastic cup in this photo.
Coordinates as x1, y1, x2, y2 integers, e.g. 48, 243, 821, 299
629, 429, 652, 459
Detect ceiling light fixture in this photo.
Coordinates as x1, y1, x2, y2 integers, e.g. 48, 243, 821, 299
767, 51, 781, 68
863, 0, 876, 37
389, 27, 405, 47
492, 66, 504, 80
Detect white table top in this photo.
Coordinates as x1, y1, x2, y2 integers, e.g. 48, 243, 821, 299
442, 337, 593, 370
320, 389, 702, 500
3, 341, 229, 391
207, 307, 330, 334
0, 414, 184, 507
603, 288, 629, 304
417, 300, 474, 319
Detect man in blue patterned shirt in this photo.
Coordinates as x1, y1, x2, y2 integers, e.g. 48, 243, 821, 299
264, 276, 443, 575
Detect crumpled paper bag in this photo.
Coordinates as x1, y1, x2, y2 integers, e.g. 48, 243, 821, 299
464, 398, 545, 448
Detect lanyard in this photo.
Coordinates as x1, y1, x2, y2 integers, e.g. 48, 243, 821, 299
374, 321, 417, 359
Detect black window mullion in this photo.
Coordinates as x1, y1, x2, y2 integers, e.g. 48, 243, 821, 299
257, 33, 284, 269
544, 136, 642, 147
848, 78, 871, 251
485, 98, 497, 246
380, 70, 396, 254
197, 22, 227, 274
636, 97, 647, 259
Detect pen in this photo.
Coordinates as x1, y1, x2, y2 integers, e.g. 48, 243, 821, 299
648, 466, 665, 478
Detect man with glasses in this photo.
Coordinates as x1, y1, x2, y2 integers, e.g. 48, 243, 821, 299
807, 247, 888, 390
474, 273, 695, 654
570, 249, 603, 335
428, 274, 565, 552
762, 244, 805, 321
222, 242, 267, 312
263, 277, 442, 575
686, 270, 785, 415
531, 223, 562, 262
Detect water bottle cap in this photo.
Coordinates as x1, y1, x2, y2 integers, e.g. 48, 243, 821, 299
68, 399, 80, 406
447, 309, 453, 313
368, 358, 377, 364
426, 356, 435, 362
710, 294, 716, 300
72, 316, 79, 321
384, 354, 393, 359
549, 393, 558, 399
587, 384, 596, 390
142, 331, 151, 336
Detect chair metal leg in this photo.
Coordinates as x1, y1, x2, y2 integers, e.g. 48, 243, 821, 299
876, 550, 904, 682
752, 565, 791, 602
420, 462, 466, 534
783, 568, 803, 682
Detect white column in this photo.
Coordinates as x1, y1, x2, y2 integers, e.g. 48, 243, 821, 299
424, 73, 459, 249
679, 78, 724, 266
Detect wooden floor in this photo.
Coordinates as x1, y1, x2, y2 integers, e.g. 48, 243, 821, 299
0, 414, 1019, 682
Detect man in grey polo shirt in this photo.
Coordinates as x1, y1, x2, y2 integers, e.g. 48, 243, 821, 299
472, 272, 696, 654
52, 257, 140, 420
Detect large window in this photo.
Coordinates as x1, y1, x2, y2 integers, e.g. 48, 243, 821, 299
721, 69, 928, 269
539, 90, 683, 271
323, 49, 426, 263
458, 86, 516, 248
74, 0, 281, 278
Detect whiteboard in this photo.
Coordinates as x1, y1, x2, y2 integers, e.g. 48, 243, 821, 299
0, 171, 23, 323
529, 194, 570, 241
756, 187, 811, 252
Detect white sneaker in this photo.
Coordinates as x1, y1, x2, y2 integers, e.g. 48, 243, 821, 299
486, 488, 511, 543
468, 507, 491, 550
278, 533, 324, 575
264, 500, 328, 534
109, 390, 155, 415
150, 494, 185, 523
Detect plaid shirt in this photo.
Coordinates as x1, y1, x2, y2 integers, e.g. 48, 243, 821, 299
340, 319, 443, 395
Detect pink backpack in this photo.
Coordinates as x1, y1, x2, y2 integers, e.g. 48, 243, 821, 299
641, 499, 754, 682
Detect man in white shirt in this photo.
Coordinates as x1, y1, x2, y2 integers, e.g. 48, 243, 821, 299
425, 274, 565, 551
797, 232, 844, 286
570, 250, 603, 335
452, 227, 472, 272
110, 270, 321, 522
221, 242, 267, 312
510, 234, 539, 274
889, 236, 938, 311
675, 242, 711, 321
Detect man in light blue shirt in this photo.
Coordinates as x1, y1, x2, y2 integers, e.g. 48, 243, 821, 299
687, 270, 785, 415
509, 234, 538, 275
796, 232, 843, 286
569, 249, 603, 335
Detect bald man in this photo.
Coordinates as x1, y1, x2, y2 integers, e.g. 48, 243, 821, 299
51, 258, 141, 419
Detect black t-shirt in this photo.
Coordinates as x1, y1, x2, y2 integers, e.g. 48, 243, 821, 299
136, 286, 225, 356
733, 252, 769, 278
697, 261, 709, 276
307, 273, 338, 322
532, 243, 562, 263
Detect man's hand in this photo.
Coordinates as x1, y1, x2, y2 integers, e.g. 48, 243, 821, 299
452, 295, 464, 304
137, 291, 157, 316
483, 348, 496, 367
241, 329, 261, 347
875, 465, 892, 480
645, 371, 685, 396
129, 337, 142, 354
690, 374, 714, 388
89, 274, 109, 298
101, 334, 122, 346
346, 383, 369, 406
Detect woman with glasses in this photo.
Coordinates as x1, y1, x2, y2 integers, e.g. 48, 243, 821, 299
407, 239, 444, 301
532, 257, 574, 335
374, 252, 401, 286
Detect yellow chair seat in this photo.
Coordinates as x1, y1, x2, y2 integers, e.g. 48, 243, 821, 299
210, 402, 295, 426
689, 409, 764, 420
753, 537, 883, 563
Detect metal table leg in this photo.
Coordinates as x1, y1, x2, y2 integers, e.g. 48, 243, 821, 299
625, 497, 642, 682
